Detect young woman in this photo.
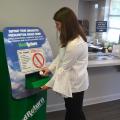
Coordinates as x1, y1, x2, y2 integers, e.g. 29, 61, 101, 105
40, 7, 89, 120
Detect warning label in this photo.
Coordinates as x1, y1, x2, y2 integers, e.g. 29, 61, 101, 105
32, 53, 44, 68
17, 48, 45, 74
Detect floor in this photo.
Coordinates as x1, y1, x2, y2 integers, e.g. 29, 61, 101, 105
47, 99, 120, 120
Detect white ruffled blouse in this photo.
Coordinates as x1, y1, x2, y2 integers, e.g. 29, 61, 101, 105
46, 36, 89, 97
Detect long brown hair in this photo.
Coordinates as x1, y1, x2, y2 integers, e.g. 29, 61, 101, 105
53, 7, 87, 47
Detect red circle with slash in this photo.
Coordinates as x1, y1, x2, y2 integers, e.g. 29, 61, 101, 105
32, 53, 45, 68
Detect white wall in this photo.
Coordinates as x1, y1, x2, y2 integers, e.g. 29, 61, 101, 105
78, 0, 106, 35
0, 0, 79, 56
78, 0, 90, 20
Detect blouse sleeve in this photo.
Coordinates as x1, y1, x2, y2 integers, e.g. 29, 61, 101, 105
48, 55, 59, 73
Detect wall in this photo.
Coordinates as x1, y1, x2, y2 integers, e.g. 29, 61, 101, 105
0, 0, 79, 57
78, 0, 106, 40
78, 1, 90, 20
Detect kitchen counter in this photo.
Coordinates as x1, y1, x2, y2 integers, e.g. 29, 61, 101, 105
88, 52, 120, 67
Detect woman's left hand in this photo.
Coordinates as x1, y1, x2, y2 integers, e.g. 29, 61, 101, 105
41, 85, 50, 90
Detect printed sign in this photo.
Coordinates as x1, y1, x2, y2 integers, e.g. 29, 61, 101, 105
17, 48, 45, 73
96, 21, 107, 32
32, 52, 45, 68
3, 27, 53, 99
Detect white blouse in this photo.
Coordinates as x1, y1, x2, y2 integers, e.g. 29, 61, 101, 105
46, 36, 89, 97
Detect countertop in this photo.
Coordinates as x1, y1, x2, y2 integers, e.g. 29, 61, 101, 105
88, 52, 120, 67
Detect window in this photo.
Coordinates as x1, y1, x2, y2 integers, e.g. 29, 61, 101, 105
107, 0, 120, 43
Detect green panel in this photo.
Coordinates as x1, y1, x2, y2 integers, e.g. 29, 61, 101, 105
0, 32, 11, 119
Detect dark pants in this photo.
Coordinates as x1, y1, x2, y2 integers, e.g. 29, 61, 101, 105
64, 91, 86, 120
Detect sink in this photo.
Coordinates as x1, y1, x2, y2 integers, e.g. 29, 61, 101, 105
88, 53, 119, 61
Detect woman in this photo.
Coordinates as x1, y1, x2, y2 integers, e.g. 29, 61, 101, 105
40, 7, 89, 120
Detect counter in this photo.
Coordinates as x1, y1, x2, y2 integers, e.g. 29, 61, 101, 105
88, 52, 120, 67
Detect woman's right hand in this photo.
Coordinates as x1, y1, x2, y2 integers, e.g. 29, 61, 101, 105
39, 67, 50, 76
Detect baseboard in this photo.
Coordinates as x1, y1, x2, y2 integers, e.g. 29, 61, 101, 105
83, 93, 120, 106
47, 103, 65, 112
47, 93, 120, 112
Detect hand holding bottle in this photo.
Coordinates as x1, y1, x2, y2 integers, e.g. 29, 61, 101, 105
39, 67, 50, 76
